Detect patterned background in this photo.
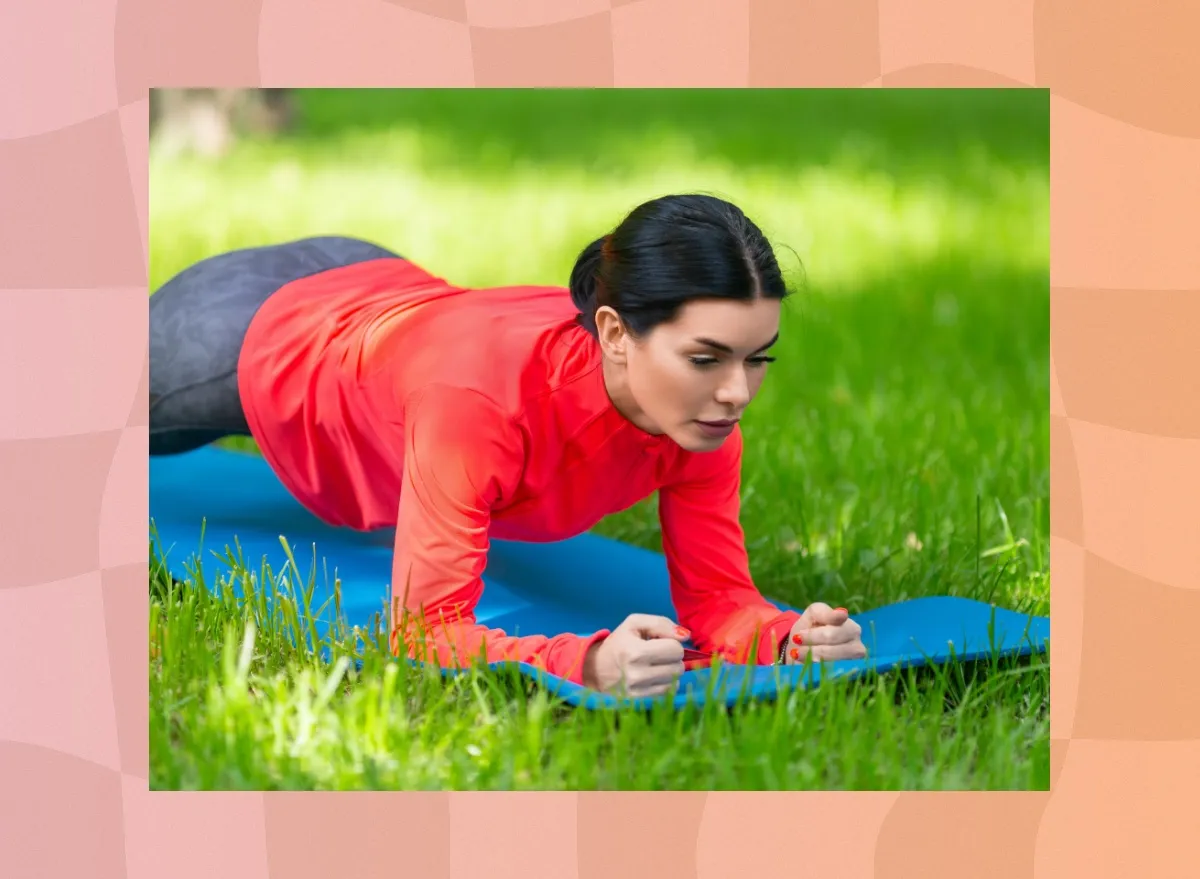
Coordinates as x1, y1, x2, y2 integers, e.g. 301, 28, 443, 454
1, 0, 1198, 876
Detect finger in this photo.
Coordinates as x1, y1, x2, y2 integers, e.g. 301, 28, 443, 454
622, 614, 690, 642
803, 603, 850, 627
807, 642, 868, 662
627, 663, 684, 696
630, 680, 675, 698
635, 638, 685, 664
791, 623, 856, 648
784, 644, 855, 665
801, 602, 833, 623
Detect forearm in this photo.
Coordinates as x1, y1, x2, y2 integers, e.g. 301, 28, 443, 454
393, 608, 610, 683
660, 429, 801, 664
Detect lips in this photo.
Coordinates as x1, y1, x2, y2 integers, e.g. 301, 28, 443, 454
694, 419, 738, 439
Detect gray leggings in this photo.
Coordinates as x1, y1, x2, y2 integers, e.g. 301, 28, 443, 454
149, 235, 401, 456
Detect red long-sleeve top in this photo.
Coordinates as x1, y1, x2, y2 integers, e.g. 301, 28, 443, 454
237, 257, 800, 684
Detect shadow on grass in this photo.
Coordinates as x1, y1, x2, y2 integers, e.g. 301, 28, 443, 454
252, 89, 1048, 195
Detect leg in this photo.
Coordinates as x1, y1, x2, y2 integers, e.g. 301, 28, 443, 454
149, 236, 400, 455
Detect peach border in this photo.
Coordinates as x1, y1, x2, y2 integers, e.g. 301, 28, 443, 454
2, 0, 1198, 875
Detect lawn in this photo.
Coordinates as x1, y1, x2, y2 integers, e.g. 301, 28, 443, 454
149, 88, 1050, 790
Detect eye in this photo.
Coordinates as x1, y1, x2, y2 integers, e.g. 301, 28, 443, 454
688, 356, 719, 368
748, 356, 777, 367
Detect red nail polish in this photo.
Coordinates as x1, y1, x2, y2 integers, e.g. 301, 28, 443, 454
835, 607, 847, 613
792, 633, 804, 645
790, 648, 800, 660
676, 626, 690, 638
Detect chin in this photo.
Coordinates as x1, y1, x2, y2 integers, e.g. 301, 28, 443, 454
673, 428, 729, 453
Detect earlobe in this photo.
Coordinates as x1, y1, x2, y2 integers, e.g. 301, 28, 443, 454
605, 333, 627, 365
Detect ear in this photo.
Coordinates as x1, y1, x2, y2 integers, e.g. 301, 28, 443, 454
594, 306, 629, 365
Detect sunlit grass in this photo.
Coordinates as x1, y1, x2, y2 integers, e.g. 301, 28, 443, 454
150, 135, 1046, 294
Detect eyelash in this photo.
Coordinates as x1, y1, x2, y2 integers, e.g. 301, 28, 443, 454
688, 356, 777, 368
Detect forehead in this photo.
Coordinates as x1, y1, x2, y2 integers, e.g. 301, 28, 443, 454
665, 297, 781, 344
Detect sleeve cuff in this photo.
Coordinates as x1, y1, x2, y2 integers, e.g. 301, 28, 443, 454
549, 630, 611, 686
755, 612, 802, 664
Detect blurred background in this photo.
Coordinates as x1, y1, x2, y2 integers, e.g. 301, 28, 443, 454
149, 88, 1049, 613
149, 88, 1048, 292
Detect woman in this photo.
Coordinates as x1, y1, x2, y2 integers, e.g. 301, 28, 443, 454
150, 193, 867, 697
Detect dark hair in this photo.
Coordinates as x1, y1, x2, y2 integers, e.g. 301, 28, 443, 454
568, 194, 790, 337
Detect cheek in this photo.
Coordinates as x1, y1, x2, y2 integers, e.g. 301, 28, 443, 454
749, 367, 769, 397
632, 355, 697, 409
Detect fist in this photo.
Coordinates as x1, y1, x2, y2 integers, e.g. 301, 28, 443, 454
783, 602, 867, 664
582, 613, 688, 697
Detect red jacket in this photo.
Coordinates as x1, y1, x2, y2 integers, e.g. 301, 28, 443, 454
237, 257, 800, 683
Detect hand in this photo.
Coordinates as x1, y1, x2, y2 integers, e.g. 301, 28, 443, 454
582, 613, 688, 697
783, 602, 867, 664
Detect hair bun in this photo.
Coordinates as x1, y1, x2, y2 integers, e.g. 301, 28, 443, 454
568, 236, 608, 332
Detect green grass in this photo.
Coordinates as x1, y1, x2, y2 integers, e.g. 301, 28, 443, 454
149, 89, 1050, 790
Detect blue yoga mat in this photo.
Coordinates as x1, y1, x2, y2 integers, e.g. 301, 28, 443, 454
150, 446, 1049, 709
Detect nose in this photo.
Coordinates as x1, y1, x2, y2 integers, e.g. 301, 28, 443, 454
715, 367, 751, 410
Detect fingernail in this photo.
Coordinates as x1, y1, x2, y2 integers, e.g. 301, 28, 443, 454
790, 648, 800, 660
792, 633, 804, 645
835, 607, 847, 613
675, 626, 690, 638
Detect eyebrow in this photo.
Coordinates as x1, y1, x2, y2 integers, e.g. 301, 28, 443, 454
693, 332, 780, 355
